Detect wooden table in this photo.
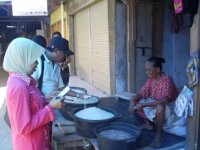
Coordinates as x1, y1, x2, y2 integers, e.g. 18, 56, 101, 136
52, 97, 136, 150
52, 109, 88, 150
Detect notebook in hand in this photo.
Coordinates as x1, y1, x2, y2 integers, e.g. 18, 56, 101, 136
57, 86, 70, 98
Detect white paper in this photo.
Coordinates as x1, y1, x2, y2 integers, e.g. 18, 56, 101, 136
57, 86, 70, 98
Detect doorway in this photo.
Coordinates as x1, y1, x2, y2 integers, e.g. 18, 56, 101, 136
134, 0, 165, 91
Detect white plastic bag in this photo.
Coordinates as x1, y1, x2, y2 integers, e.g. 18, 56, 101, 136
174, 86, 194, 118
163, 117, 187, 137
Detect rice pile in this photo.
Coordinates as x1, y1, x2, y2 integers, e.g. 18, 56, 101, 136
100, 129, 133, 140
75, 107, 114, 120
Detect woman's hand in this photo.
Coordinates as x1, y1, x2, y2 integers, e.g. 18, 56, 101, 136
45, 96, 52, 103
49, 97, 64, 109
128, 101, 136, 114
128, 95, 141, 113
134, 103, 144, 111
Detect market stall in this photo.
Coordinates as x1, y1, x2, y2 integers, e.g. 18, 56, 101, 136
52, 97, 185, 150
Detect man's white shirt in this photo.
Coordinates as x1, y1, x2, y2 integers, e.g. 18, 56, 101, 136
32, 54, 64, 96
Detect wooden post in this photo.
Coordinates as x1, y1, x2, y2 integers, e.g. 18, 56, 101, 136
61, 1, 65, 37
128, 0, 136, 92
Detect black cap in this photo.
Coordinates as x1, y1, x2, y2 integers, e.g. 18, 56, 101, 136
48, 36, 74, 56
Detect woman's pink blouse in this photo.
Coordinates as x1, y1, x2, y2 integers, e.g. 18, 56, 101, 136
6, 73, 55, 150
139, 74, 178, 101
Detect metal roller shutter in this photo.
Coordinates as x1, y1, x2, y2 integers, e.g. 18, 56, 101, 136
74, 8, 92, 84
74, 0, 110, 94
90, 0, 110, 94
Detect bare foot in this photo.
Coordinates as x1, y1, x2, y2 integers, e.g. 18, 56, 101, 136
139, 123, 153, 130
149, 137, 163, 148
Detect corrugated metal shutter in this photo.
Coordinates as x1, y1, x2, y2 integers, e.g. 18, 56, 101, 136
90, 0, 110, 94
74, 0, 110, 94
74, 8, 92, 84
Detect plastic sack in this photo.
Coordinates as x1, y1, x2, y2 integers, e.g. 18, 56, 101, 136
174, 86, 194, 118
163, 117, 187, 137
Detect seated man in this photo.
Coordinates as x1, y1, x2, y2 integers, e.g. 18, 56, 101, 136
128, 56, 178, 148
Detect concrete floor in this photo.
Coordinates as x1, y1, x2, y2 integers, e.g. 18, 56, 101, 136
0, 66, 12, 150
0, 65, 108, 150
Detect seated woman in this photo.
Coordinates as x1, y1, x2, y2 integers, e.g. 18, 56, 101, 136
129, 56, 178, 148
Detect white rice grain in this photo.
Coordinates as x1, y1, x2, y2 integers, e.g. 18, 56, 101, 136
75, 107, 114, 120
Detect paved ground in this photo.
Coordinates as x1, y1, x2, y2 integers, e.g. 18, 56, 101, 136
0, 65, 108, 150
0, 66, 12, 150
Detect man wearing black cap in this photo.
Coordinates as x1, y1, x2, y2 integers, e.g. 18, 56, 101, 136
51, 32, 74, 85
32, 36, 74, 97
47, 36, 74, 62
